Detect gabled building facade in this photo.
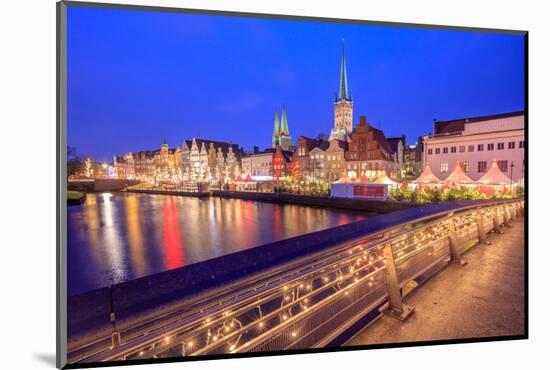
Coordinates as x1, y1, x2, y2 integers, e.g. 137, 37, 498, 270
345, 116, 397, 179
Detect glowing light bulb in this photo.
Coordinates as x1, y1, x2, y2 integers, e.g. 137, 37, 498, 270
292, 332, 297, 337
282, 315, 288, 320
258, 322, 264, 328
188, 341, 194, 348
213, 336, 218, 341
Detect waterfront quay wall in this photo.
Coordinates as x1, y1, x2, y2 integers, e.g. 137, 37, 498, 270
212, 190, 417, 214
67, 200, 492, 348
126, 188, 210, 198
67, 179, 139, 192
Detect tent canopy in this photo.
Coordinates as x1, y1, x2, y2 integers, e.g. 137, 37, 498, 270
444, 163, 474, 184
413, 165, 441, 184
477, 161, 510, 185
373, 169, 396, 185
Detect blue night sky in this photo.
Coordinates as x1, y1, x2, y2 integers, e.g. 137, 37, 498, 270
67, 6, 525, 161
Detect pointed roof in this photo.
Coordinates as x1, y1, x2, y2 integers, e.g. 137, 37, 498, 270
444, 163, 474, 184
477, 160, 511, 185
280, 105, 289, 135
337, 42, 351, 101
272, 110, 280, 137
413, 165, 441, 184
373, 169, 397, 185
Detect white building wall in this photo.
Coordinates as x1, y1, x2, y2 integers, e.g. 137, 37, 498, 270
424, 118, 525, 182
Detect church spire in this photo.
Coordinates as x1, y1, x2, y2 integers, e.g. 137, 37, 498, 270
280, 104, 289, 135
272, 109, 281, 148
337, 41, 351, 102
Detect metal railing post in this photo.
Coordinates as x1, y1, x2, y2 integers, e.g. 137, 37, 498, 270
109, 287, 120, 349
382, 240, 414, 321
504, 206, 513, 228
493, 207, 503, 234
510, 204, 517, 221
447, 218, 467, 265
476, 213, 490, 245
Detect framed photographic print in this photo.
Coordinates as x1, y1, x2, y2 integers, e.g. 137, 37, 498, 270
57, 1, 527, 368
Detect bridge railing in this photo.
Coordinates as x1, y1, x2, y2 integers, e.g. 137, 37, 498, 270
83, 199, 524, 362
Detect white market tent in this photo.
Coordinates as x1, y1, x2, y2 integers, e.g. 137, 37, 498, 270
373, 169, 397, 185
476, 161, 511, 185
412, 165, 441, 184
444, 163, 474, 184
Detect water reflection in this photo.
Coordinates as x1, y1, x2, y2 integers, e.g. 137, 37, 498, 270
67, 192, 368, 296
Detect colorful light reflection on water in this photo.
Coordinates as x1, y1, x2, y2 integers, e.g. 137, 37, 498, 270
67, 192, 368, 296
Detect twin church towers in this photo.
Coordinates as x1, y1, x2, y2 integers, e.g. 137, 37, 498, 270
271, 43, 354, 150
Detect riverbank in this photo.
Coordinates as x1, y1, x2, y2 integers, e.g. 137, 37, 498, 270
67, 190, 86, 205
124, 187, 419, 214
126, 187, 210, 198
212, 190, 418, 214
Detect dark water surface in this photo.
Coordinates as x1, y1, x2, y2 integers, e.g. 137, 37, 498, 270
67, 192, 368, 296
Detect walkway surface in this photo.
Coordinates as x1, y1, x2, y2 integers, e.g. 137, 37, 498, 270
346, 218, 525, 346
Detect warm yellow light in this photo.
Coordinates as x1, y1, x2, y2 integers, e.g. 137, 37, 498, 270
258, 322, 264, 328
188, 341, 194, 348
291, 332, 297, 337
282, 315, 288, 320
213, 336, 218, 341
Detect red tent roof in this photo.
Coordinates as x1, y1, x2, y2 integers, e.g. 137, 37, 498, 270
413, 165, 441, 184
477, 161, 510, 185
444, 163, 474, 184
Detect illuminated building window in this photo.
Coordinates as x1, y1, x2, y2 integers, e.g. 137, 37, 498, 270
478, 161, 487, 173
440, 163, 449, 173
459, 145, 465, 153
459, 161, 470, 172
468, 145, 474, 152
497, 160, 508, 172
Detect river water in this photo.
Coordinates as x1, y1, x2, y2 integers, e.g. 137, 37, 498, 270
67, 192, 368, 296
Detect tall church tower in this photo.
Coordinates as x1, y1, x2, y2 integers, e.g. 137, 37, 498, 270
272, 106, 292, 151
272, 110, 281, 148
330, 43, 353, 141
279, 105, 292, 151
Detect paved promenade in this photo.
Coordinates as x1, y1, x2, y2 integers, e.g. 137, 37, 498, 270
346, 218, 525, 345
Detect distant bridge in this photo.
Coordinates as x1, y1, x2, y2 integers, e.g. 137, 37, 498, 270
67, 198, 524, 364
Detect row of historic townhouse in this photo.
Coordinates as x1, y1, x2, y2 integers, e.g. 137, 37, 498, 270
239, 115, 400, 184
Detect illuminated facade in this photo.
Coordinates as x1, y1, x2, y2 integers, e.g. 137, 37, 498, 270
330, 44, 353, 141
423, 111, 525, 182
344, 116, 397, 179
182, 138, 245, 183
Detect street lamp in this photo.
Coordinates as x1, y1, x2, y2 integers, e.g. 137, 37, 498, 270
510, 161, 515, 195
